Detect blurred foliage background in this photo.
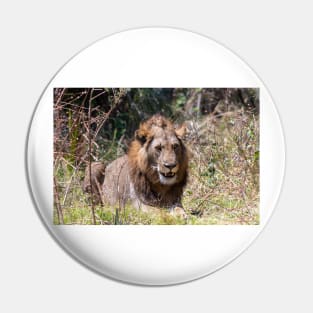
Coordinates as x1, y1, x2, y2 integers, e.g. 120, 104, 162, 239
54, 88, 259, 225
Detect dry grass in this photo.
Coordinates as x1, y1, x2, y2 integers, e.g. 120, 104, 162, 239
182, 110, 259, 224
54, 109, 259, 225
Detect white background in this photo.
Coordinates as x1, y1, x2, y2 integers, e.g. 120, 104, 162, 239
0, 1, 312, 312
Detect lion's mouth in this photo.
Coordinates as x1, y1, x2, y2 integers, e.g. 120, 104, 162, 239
160, 172, 176, 178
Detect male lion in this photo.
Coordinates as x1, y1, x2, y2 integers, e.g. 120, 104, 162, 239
101, 114, 189, 218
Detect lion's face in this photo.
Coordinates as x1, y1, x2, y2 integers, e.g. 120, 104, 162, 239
130, 115, 188, 187
147, 127, 184, 185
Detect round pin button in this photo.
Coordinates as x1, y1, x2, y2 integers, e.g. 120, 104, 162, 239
27, 28, 285, 285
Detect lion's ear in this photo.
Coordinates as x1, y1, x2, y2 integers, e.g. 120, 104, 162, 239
135, 129, 147, 145
175, 123, 186, 139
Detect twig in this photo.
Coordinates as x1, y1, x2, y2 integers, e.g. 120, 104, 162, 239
62, 166, 79, 206
88, 89, 97, 224
53, 176, 64, 224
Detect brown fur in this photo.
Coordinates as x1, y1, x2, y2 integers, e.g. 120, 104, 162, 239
101, 114, 189, 217
82, 161, 106, 204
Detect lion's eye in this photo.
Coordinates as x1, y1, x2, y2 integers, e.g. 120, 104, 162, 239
155, 145, 162, 151
173, 143, 179, 150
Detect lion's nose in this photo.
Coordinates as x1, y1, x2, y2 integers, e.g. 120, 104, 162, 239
164, 162, 177, 170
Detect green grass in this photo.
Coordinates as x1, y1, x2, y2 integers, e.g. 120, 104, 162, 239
54, 198, 258, 225
54, 203, 188, 225
54, 110, 259, 225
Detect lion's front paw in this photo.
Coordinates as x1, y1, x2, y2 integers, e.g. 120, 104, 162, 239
171, 207, 187, 220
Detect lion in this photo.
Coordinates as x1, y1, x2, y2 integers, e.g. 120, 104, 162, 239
100, 114, 189, 218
